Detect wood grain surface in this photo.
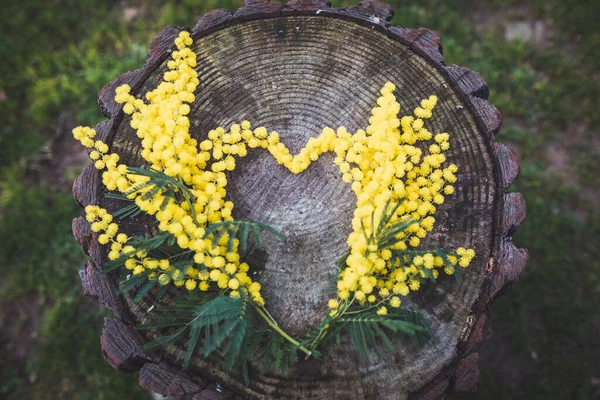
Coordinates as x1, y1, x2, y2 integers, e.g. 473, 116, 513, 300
72, 1, 528, 398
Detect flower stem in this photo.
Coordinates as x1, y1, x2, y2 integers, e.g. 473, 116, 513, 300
254, 306, 313, 358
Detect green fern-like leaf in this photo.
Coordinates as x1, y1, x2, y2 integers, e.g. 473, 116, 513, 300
144, 326, 188, 348
132, 232, 172, 252
184, 326, 202, 369
375, 199, 405, 236
133, 279, 158, 304
335, 250, 350, 273
353, 199, 419, 253
104, 192, 144, 220
154, 284, 169, 302
222, 307, 252, 372
204, 220, 286, 252
125, 167, 197, 220
103, 231, 193, 275
252, 328, 305, 377
367, 199, 417, 248
141, 292, 254, 373
329, 307, 432, 359
377, 218, 418, 249
260, 332, 285, 373
117, 271, 150, 294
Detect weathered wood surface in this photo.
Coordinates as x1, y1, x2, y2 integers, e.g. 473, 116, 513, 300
72, 0, 528, 398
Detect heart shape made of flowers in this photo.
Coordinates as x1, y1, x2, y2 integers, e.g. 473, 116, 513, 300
74, 30, 474, 377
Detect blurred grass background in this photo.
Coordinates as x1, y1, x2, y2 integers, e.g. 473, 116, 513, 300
0, 0, 598, 399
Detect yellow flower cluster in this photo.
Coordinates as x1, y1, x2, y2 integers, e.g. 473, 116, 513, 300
72, 126, 119, 171
85, 205, 120, 245
318, 83, 475, 314
74, 31, 475, 316
74, 32, 264, 305
238, 83, 476, 313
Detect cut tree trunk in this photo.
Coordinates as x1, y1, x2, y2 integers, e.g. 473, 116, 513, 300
72, 1, 528, 399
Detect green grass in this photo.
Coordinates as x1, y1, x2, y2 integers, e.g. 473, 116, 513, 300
396, 2, 599, 398
0, 167, 149, 399
0, 1, 180, 398
0, 1, 598, 399
461, 167, 600, 399
0, 167, 83, 296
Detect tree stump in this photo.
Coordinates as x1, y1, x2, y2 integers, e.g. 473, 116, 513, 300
72, 1, 528, 399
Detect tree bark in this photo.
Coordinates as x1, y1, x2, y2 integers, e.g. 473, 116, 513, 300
72, 1, 528, 398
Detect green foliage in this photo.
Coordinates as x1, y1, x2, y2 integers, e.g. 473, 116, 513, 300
364, 199, 415, 249
132, 279, 160, 304
204, 219, 286, 252
142, 292, 256, 383
117, 271, 152, 295
27, 44, 148, 126
358, 199, 458, 281
329, 308, 432, 359
107, 210, 293, 384
103, 231, 178, 273
25, 296, 147, 400
126, 167, 198, 217
257, 331, 300, 376
105, 192, 145, 220
140, 292, 320, 384
0, 167, 83, 296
